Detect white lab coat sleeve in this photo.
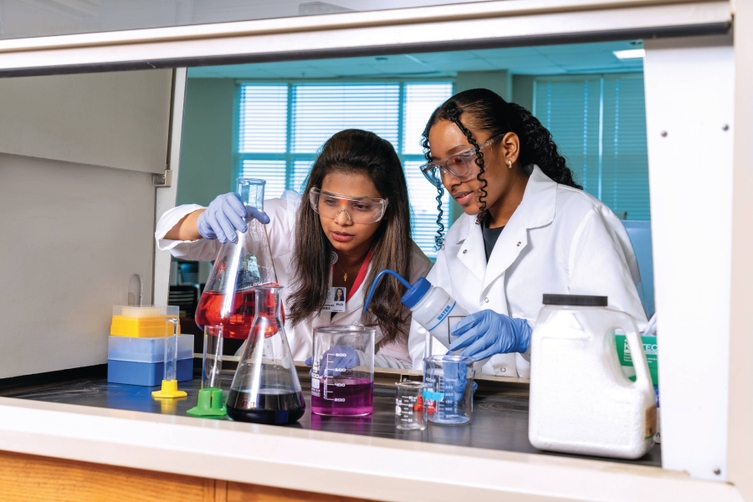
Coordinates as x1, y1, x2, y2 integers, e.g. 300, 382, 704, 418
154, 204, 222, 262
569, 207, 648, 329
374, 340, 412, 369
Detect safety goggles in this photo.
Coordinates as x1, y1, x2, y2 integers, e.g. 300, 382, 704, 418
309, 188, 388, 224
420, 133, 504, 188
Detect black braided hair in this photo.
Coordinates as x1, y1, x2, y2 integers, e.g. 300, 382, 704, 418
420, 131, 446, 250
421, 88, 581, 245
447, 106, 489, 225
508, 101, 581, 190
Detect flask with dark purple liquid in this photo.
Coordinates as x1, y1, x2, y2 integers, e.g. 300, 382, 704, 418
226, 286, 305, 425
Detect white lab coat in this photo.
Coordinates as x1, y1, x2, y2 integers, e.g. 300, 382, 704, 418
409, 165, 647, 377
156, 191, 432, 368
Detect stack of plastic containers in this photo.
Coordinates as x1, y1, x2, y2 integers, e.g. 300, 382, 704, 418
108, 306, 194, 386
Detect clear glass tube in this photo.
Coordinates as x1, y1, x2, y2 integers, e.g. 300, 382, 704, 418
163, 318, 180, 382
202, 325, 224, 389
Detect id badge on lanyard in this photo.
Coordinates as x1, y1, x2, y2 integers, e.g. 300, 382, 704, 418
323, 287, 346, 313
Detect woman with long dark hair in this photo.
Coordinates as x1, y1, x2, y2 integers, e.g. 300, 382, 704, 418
157, 129, 431, 368
416, 88, 645, 376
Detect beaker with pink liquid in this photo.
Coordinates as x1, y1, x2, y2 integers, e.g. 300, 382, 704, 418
311, 325, 375, 417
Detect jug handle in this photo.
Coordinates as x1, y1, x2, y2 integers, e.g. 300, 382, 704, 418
613, 312, 652, 387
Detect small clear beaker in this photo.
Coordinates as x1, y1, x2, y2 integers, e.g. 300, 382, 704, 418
311, 325, 375, 417
395, 381, 427, 430
423, 355, 474, 425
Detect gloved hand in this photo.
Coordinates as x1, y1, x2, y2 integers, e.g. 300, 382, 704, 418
197, 192, 270, 244
442, 359, 471, 403
306, 346, 360, 378
449, 310, 531, 361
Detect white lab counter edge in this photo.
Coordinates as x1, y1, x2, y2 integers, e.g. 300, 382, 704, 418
0, 397, 743, 502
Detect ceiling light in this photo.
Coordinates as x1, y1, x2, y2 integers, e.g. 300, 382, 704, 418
613, 49, 645, 60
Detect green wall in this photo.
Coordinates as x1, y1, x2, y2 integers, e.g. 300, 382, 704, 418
455, 70, 511, 100
512, 75, 535, 112
176, 78, 235, 206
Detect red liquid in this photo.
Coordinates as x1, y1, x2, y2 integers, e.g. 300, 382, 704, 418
195, 286, 282, 340
311, 379, 373, 417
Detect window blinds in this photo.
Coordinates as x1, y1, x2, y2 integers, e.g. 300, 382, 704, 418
533, 74, 650, 220
292, 85, 400, 152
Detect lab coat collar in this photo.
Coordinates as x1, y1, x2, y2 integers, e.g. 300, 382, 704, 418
453, 165, 556, 245
517, 164, 557, 230
454, 165, 558, 288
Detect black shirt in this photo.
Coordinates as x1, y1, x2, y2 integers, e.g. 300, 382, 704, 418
482, 215, 505, 262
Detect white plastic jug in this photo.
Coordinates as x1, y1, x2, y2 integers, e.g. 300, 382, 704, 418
529, 294, 656, 459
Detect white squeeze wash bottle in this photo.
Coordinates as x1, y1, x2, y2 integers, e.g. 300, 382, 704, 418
363, 269, 468, 350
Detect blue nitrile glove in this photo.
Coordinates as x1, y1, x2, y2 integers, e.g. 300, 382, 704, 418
442, 360, 470, 403
197, 192, 270, 244
309, 346, 360, 377
449, 310, 532, 361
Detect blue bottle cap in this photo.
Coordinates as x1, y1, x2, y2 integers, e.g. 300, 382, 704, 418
401, 277, 431, 309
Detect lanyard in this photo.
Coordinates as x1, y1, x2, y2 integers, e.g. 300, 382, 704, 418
346, 248, 374, 302
331, 247, 374, 302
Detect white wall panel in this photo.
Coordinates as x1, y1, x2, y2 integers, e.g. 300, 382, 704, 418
0, 70, 171, 174
0, 70, 173, 378
644, 35, 733, 481
0, 154, 156, 377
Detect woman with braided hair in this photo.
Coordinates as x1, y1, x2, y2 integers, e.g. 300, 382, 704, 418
410, 88, 646, 377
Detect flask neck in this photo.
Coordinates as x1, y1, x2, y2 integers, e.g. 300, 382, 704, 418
254, 287, 281, 319
236, 179, 265, 210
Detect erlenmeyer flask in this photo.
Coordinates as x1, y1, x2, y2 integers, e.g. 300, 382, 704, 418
226, 286, 305, 425
195, 178, 278, 339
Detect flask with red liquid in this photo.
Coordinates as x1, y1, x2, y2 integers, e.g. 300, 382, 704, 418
195, 178, 278, 339
226, 285, 305, 425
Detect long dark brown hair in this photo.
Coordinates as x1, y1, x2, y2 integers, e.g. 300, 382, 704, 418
422, 88, 581, 246
288, 129, 414, 345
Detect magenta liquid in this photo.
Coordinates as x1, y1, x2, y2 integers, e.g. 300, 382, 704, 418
311, 378, 373, 417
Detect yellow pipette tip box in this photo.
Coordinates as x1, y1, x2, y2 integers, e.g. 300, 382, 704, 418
110, 305, 181, 338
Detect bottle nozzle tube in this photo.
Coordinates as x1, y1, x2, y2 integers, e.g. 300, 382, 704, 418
363, 269, 414, 313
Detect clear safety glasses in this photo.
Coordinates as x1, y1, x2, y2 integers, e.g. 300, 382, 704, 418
420, 133, 504, 188
309, 188, 388, 224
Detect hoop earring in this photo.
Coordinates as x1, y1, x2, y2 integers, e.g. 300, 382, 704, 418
507, 160, 513, 169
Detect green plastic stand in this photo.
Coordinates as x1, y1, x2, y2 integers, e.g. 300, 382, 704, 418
187, 387, 227, 418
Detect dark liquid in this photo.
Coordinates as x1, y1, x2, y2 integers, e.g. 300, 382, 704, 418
226, 389, 306, 425
195, 286, 282, 339
311, 379, 373, 417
